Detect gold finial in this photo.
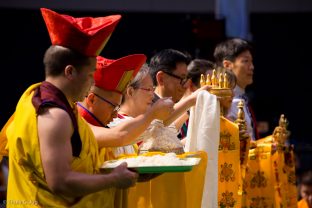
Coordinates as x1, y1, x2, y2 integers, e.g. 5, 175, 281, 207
224, 73, 228, 88
206, 74, 211, 85
200, 74, 206, 87
236, 100, 245, 121
272, 114, 290, 146
279, 114, 288, 129
218, 73, 224, 88
211, 69, 217, 87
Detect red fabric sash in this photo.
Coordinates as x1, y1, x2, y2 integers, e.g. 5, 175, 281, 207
32, 81, 82, 157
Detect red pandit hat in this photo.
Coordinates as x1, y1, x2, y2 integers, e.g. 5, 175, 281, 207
94, 54, 147, 93
40, 8, 121, 57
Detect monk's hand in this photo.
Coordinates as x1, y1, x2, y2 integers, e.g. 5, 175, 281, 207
112, 162, 138, 188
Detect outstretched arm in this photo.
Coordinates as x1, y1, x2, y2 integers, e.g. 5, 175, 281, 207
163, 85, 210, 127
91, 97, 174, 148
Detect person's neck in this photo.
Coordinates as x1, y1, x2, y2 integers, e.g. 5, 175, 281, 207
45, 77, 74, 104
154, 86, 164, 98
237, 83, 246, 91
119, 102, 141, 118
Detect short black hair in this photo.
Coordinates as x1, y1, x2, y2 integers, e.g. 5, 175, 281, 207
43, 45, 91, 77
149, 49, 191, 86
213, 38, 253, 67
187, 59, 215, 87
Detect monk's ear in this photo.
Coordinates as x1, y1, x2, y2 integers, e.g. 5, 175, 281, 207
64, 65, 76, 79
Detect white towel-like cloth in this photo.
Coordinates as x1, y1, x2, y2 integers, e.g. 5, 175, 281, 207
184, 90, 220, 208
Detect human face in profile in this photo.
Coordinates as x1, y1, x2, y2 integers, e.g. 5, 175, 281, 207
231, 50, 254, 89
72, 57, 97, 102
162, 62, 189, 103
131, 74, 155, 114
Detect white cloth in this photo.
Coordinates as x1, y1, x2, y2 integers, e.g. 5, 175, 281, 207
184, 90, 220, 208
108, 115, 137, 157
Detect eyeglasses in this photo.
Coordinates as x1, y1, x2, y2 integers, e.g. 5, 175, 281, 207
93, 93, 120, 112
137, 86, 155, 92
162, 71, 189, 86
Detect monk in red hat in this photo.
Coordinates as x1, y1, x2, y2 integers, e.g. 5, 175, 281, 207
1, 8, 139, 207
78, 55, 174, 152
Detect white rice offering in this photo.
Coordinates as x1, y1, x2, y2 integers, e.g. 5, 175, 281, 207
102, 153, 196, 168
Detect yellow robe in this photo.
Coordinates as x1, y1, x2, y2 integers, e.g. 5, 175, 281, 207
6, 83, 115, 208
298, 199, 310, 208
0, 113, 14, 159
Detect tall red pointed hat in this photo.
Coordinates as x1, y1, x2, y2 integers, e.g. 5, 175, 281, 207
41, 8, 121, 56
94, 54, 147, 93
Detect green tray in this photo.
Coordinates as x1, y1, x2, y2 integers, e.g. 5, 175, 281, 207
129, 165, 194, 173
100, 157, 201, 174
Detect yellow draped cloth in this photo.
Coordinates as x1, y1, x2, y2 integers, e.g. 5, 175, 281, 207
244, 135, 297, 208
244, 142, 276, 207
284, 146, 298, 207
218, 116, 241, 207
98, 142, 139, 208
5, 83, 115, 208
127, 151, 208, 208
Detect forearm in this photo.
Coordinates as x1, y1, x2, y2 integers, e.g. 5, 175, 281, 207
173, 112, 189, 130
94, 113, 154, 148
163, 95, 194, 126
52, 171, 117, 197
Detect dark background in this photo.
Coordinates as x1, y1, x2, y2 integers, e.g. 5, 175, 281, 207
0, 8, 312, 171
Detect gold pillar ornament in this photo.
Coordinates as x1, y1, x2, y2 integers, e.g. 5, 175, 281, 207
235, 100, 251, 167
272, 114, 290, 146
200, 74, 206, 87
211, 69, 218, 87
234, 99, 251, 207
224, 73, 229, 88
206, 74, 211, 86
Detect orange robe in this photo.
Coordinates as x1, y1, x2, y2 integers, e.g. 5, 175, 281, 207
298, 199, 310, 208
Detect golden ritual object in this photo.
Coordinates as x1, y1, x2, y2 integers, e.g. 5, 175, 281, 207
272, 114, 290, 146
200, 69, 232, 97
235, 100, 251, 166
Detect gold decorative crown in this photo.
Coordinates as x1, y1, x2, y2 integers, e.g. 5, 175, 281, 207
200, 69, 232, 97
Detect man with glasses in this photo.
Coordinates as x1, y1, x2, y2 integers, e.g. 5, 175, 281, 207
150, 48, 191, 104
